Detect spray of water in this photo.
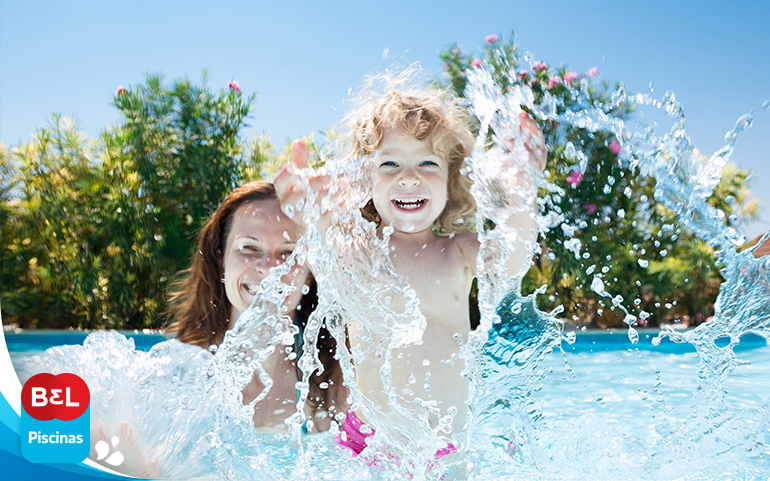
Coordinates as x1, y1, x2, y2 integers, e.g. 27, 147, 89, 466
24, 59, 770, 480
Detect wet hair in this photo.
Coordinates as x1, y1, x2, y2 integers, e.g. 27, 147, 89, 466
165, 180, 343, 419
166, 180, 277, 347
346, 85, 476, 235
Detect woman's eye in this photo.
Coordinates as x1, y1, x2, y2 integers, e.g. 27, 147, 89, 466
280, 250, 294, 259
239, 244, 260, 253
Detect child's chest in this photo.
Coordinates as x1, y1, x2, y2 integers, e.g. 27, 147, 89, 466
389, 240, 473, 328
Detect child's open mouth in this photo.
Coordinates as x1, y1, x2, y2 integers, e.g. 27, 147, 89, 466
392, 198, 427, 211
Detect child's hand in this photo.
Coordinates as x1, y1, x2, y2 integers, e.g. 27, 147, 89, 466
502, 111, 546, 172
518, 111, 547, 172
274, 140, 346, 234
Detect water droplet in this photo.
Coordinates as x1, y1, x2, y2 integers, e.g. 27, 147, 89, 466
591, 277, 605, 294
284, 204, 295, 219
638, 259, 649, 268
627, 327, 639, 344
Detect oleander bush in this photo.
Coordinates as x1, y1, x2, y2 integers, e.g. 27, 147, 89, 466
0, 34, 758, 329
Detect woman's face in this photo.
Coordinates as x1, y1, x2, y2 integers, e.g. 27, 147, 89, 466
222, 199, 310, 325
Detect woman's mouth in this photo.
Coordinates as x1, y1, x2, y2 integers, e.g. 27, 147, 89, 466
392, 198, 427, 211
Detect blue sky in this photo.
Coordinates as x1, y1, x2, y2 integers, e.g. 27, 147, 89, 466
2, 0, 768, 238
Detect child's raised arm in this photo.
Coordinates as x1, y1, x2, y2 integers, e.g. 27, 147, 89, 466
274, 140, 341, 236
500, 111, 546, 280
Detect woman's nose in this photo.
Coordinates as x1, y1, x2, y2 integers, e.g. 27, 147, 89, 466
253, 256, 272, 274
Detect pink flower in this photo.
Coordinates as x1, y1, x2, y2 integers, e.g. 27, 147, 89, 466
563, 71, 578, 83
587, 67, 600, 78
517, 70, 529, 81
532, 61, 547, 71
548, 76, 562, 89
609, 140, 622, 155
567, 170, 583, 188
452, 48, 460, 55
583, 203, 598, 215
471, 58, 482, 68
485, 34, 499, 44
444, 62, 450, 70
115, 85, 128, 97
228, 80, 241, 92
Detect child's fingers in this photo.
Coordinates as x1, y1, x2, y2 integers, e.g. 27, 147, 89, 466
517, 112, 547, 171
308, 174, 332, 194
291, 139, 310, 170
274, 165, 297, 200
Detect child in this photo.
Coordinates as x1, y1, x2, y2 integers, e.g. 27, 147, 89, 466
276, 86, 545, 446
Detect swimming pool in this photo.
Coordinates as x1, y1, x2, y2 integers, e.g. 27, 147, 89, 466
8, 328, 765, 380
6, 329, 769, 480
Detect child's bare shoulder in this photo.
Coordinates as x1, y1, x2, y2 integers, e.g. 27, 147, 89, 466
445, 232, 480, 263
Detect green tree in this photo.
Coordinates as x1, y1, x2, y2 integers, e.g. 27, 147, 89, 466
1, 74, 257, 329
440, 32, 758, 328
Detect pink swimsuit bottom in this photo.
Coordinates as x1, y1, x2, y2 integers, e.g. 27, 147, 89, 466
335, 409, 373, 457
335, 409, 457, 461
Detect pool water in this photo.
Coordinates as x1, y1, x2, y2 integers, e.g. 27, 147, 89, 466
4, 62, 770, 481
532, 345, 770, 478
7, 330, 769, 480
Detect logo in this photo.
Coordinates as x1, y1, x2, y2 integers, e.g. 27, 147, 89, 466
21, 373, 90, 463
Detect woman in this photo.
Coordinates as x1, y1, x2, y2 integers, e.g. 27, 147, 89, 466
166, 180, 345, 431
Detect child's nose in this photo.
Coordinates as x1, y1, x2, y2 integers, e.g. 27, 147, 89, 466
398, 170, 420, 186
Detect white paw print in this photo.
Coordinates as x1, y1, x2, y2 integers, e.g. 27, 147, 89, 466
95, 436, 124, 466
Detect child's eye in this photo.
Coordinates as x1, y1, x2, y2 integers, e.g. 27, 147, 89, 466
420, 160, 439, 167
280, 250, 294, 259
379, 160, 398, 168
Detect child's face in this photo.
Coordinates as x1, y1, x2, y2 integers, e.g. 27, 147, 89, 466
372, 127, 449, 234
222, 199, 310, 323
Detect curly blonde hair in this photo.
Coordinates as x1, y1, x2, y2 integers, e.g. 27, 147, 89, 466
345, 85, 476, 235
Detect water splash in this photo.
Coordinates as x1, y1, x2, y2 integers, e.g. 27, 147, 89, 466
21, 59, 770, 480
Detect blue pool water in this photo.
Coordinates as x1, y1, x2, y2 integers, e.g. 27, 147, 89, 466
4, 61, 770, 480
6, 330, 769, 480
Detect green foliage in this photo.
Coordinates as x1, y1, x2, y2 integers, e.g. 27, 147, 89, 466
1, 44, 758, 330
1, 74, 257, 329
439, 32, 758, 327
